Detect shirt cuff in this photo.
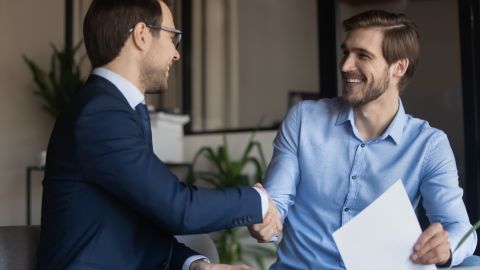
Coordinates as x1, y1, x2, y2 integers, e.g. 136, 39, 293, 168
253, 186, 269, 218
182, 255, 209, 270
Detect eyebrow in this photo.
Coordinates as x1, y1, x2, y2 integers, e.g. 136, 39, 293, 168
341, 44, 375, 58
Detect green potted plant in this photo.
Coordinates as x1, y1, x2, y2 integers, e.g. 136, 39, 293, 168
186, 133, 277, 269
23, 42, 86, 119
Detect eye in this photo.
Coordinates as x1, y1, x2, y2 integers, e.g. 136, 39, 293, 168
358, 53, 370, 60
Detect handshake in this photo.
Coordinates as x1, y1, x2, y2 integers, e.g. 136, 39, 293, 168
191, 184, 283, 270
248, 183, 283, 243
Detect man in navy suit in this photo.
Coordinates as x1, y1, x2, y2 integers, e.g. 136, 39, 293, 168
35, 0, 281, 269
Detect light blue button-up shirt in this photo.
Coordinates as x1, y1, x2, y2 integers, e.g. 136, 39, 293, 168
265, 98, 476, 269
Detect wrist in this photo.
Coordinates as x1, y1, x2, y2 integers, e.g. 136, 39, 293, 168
189, 258, 210, 270
436, 250, 452, 267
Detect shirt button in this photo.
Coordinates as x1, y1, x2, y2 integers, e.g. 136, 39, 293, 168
351, 176, 357, 180
344, 208, 350, 212
361, 143, 365, 148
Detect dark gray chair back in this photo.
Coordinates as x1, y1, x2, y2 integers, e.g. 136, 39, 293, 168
0, 225, 40, 270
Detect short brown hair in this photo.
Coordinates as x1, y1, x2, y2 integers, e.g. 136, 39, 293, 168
83, 0, 165, 68
343, 10, 420, 91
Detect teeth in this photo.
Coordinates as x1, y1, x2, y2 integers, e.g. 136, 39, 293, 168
346, 78, 362, 83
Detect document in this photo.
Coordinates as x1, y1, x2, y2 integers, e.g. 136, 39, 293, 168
332, 179, 436, 270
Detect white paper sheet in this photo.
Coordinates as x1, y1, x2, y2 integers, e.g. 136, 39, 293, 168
332, 179, 436, 270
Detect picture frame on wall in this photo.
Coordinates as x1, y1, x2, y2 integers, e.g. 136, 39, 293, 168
288, 91, 320, 109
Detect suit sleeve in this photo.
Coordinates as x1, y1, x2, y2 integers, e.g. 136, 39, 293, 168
171, 239, 199, 270
74, 95, 263, 234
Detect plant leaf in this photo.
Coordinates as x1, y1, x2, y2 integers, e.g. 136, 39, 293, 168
454, 219, 480, 252
23, 41, 85, 119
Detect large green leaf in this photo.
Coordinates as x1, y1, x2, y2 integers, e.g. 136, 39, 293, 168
23, 41, 85, 118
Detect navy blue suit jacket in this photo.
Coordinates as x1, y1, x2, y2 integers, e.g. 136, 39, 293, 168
36, 75, 262, 270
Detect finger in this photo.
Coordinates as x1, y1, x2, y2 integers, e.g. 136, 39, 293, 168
258, 222, 277, 240
414, 223, 443, 251
249, 220, 277, 242
413, 242, 451, 265
236, 264, 255, 270
254, 183, 264, 190
413, 230, 448, 258
267, 203, 282, 233
256, 220, 277, 242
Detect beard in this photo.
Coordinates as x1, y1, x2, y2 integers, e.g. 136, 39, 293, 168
140, 55, 169, 94
342, 68, 390, 107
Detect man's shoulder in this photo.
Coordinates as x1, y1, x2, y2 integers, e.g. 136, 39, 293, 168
79, 75, 125, 102
294, 97, 343, 115
71, 75, 130, 114
404, 113, 447, 143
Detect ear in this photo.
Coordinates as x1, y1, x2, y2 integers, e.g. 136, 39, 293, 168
130, 22, 152, 52
393, 58, 409, 78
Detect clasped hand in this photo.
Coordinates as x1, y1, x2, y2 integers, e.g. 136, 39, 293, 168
248, 183, 283, 243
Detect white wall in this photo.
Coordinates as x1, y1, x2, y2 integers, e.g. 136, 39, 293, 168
190, 0, 319, 131
0, 0, 63, 225
238, 0, 319, 128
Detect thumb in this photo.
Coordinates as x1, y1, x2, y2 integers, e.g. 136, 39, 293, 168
254, 182, 264, 190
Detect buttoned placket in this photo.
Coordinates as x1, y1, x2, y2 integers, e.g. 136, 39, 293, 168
341, 142, 367, 225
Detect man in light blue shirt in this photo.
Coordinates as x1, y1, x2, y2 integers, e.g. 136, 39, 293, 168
249, 10, 477, 269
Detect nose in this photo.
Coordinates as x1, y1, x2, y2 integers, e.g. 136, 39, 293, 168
173, 49, 180, 61
340, 54, 356, 73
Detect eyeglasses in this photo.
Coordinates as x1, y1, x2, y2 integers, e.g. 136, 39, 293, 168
128, 24, 182, 49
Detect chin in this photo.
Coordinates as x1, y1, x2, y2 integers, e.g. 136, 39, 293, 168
342, 93, 363, 107
146, 88, 167, 94
145, 81, 168, 94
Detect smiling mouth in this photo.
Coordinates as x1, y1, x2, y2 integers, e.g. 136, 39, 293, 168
342, 72, 366, 85
346, 78, 363, 84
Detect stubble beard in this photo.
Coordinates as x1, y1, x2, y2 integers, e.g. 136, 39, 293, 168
140, 55, 169, 94
342, 68, 390, 107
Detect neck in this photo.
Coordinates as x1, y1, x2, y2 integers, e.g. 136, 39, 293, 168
353, 88, 399, 141
103, 58, 145, 95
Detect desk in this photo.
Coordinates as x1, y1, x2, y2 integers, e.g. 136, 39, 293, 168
25, 163, 192, 225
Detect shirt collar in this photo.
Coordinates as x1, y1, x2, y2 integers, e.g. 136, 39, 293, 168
92, 67, 145, 109
335, 101, 351, 126
383, 99, 406, 144
335, 98, 406, 144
